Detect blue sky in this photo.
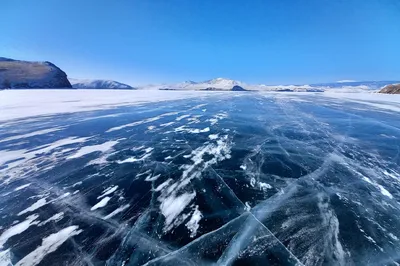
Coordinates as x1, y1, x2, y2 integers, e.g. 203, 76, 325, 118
1, 0, 400, 85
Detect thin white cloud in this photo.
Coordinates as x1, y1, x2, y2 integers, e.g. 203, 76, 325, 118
337, 80, 356, 83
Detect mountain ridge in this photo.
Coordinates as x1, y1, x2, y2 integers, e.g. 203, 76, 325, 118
69, 78, 134, 89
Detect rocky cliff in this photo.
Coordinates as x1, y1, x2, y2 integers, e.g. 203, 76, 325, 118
0, 57, 72, 89
379, 84, 400, 94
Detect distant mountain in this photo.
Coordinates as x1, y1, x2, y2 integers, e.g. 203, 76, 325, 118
0, 57, 72, 89
69, 79, 134, 89
379, 84, 400, 94
139, 78, 400, 93
310, 81, 400, 90
139, 78, 322, 92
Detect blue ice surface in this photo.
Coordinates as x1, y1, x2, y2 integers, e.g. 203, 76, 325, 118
0, 92, 399, 265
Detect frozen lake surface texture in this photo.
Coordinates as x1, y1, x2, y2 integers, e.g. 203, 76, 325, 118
0, 91, 400, 266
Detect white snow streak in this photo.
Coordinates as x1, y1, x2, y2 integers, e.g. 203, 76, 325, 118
103, 204, 130, 220
14, 183, 31, 191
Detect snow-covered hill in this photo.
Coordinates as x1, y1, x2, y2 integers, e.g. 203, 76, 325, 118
139, 78, 248, 91
69, 79, 134, 89
0, 57, 72, 89
152, 78, 244, 91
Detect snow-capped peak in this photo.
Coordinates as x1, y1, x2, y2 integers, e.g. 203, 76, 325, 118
205, 78, 241, 86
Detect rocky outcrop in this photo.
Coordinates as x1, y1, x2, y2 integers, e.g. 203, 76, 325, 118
202, 87, 219, 91
69, 78, 134, 89
379, 84, 400, 94
231, 85, 247, 91
0, 57, 72, 89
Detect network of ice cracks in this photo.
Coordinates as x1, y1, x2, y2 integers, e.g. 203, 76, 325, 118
0, 92, 400, 266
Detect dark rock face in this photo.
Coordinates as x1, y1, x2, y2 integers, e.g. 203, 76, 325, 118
231, 85, 247, 91
379, 84, 400, 94
0, 57, 72, 89
275, 89, 293, 92
201, 87, 220, 91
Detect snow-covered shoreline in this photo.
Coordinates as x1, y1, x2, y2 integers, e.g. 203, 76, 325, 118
0, 89, 219, 122
1, 90, 400, 122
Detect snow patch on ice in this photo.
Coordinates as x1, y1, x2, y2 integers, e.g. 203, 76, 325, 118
0, 249, 12, 266
388, 233, 399, 241
38, 212, 64, 226
156, 135, 232, 235
103, 204, 130, 220
377, 184, 393, 199
18, 198, 48, 216
259, 182, 272, 190
72, 181, 82, 187
361, 174, 393, 199
160, 122, 175, 127
176, 114, 190, 121
106, 112, 178, 133
208, 134, 219, 140
0, 214, 39, 249
208, 112, 229, 125
33, 137, 90, 156
154, 179, 172, 192
144, 147, 154, 153
160, 192, 196, 232
0, 127, 63, 143
145, 174, 161, 182
0, 136, 88, 174
117, 152, 152, 164
208, 118, 218, 125
117, 147, 153, 164
185, 205, 202, 238
383, 170, 399, 181
15, 225, 83, 266
67, 140, 118, 159
97, 186, 118, 199
91, 197, 111, 211
174, 126, 210, 134
244, 202, 251, 211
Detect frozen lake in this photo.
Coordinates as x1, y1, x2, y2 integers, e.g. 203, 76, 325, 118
0, 91, 400, 265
